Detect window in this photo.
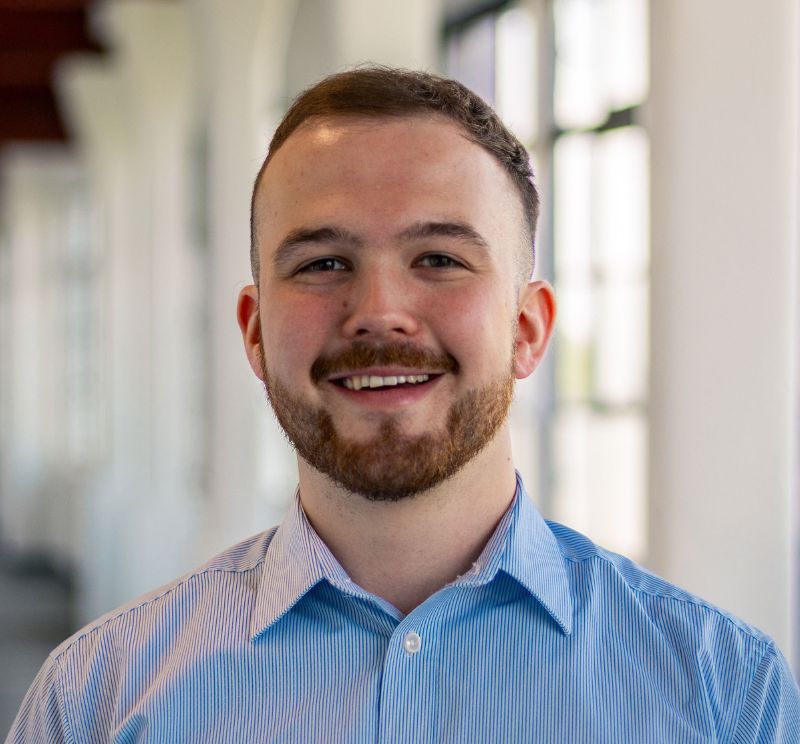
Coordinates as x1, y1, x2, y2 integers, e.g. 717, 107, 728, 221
445, 0, 650, 560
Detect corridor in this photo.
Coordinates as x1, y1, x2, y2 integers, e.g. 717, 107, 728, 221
0, 556, 73, 735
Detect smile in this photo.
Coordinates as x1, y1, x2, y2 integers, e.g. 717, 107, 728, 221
340, 374, 431, 391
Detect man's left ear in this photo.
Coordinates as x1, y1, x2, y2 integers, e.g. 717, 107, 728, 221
514, 280, 556, 379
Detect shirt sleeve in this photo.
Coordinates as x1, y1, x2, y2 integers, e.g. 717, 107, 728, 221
731, 641, 800, 744
5, 656, 74, 744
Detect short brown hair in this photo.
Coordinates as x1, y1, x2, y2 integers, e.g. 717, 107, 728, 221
250, 65, 538, 283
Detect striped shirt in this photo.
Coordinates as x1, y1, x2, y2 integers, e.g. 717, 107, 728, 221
7, 474, 800, 743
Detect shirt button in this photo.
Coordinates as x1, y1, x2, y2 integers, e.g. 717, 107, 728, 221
403, 631, 422, 655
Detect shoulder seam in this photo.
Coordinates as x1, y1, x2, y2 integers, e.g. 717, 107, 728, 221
52, 560, 266, 664
53, 654, 77, 744
560, 552, 770, 648
729, 640, 775, 742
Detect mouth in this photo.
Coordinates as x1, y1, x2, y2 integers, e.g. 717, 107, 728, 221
334, 373, 438, 391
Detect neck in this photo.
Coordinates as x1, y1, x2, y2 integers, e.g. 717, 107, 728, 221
296, 428, 517, 615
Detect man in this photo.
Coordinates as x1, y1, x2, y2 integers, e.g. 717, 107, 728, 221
8, 67, 800, 743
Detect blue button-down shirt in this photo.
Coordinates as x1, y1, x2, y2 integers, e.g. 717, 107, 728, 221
8, 475, 800, 742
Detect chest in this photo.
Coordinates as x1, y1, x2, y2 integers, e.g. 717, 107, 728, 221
79, 607, 717, 744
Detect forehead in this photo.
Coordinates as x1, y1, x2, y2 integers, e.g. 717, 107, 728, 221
254, 114, 523, 251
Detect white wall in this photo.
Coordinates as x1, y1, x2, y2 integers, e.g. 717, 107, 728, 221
647, 0, 798, 657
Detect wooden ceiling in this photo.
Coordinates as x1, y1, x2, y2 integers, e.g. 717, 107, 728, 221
0, 0, 104, 147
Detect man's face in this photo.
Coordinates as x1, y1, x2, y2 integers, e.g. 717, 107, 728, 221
242, 114, 549, 500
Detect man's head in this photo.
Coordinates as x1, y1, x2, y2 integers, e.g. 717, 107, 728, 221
250, 66, 539, 288
239, 67, 555, 501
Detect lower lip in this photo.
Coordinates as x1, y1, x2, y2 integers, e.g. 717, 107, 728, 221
328, 376, 442, 409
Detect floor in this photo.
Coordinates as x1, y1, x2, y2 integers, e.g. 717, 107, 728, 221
0, 554, 74, 736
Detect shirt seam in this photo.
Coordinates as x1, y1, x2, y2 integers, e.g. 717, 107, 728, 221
53, 655, 77, 744
559, 552, 771, 649
51, 562, 266, 665
728, 640, 774, 744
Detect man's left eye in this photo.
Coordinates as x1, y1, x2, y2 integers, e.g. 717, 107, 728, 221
297, 257, 347, 273
417, 254, 463, 269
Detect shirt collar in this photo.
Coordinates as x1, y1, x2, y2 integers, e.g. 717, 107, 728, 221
249, 489, 340, 640
499, 472, 574, 635
250, 473, 573, 639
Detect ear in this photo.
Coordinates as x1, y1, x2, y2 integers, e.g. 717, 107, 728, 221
237, 284, 266, 381
514, 280, 556, 379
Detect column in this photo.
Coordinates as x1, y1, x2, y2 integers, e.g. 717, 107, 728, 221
647, 0, 798, 657
57, 0, 199, 619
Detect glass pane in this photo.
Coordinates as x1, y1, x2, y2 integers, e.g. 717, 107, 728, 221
553, 408, 647, 560
607, 0, 649, 110
593, 280, 648, 404
509, 387, 542, 506
496, 5, 538, 144
552, 406, 591, 526
555, 127, 650, 406
556, 282, 593, 402
553, 0, 607, 129
594, 126, 649, 280
554, 0, 648, 128
554, 132, 594, 404
553, 132, 593, 282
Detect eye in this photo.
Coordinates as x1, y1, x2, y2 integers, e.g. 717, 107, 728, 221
296, 257, 348, 273
416, 253, 465, 269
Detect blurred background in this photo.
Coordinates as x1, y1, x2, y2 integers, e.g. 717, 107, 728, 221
0, 0, 798, 730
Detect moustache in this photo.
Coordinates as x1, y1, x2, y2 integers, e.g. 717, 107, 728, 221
310, 341, 459, 383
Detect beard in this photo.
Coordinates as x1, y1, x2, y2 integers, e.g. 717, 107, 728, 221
258, 339, 515, 502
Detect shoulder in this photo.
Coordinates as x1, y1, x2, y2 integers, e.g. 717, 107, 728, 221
545, 519, 800, 739
52, 527, 277, 666
547, 517, 772, 644
7, 529, 279, 741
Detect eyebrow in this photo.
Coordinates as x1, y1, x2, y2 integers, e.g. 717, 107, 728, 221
396, 221, 489, 249
272, 220, 489, 270
273, 226, 364, 270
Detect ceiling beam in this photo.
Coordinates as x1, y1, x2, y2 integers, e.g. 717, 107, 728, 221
0, 89, 66, 142
0, 0, 91, 10
0, 9, 100, 50
0, 1, 106, 147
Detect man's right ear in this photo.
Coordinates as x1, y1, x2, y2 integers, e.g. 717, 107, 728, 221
236, 285, 266, 382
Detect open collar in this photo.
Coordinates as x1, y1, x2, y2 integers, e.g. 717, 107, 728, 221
250, 474, 573, 639
498, 473, 574, 635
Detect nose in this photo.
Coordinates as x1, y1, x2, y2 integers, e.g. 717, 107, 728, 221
340, 268, 421, 339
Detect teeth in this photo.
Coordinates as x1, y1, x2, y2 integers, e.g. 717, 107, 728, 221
341, 373, 430, 390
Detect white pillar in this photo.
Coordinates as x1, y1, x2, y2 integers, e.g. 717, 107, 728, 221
191, 0, 299, 556
57, 0, 200, 618
285, 0, 441, 98
647, 0, 798, 658
97, 0, 200, 596
331, 0, 440, 70
1, 151, 48, 554
57, 58, 150, 620
0, 148, 83, 562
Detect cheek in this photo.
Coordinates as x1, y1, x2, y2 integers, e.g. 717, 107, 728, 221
261, 298, 338, 374
430, 289, 514, 367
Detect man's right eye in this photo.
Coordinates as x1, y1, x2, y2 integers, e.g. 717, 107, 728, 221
296, 257, 348, 273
